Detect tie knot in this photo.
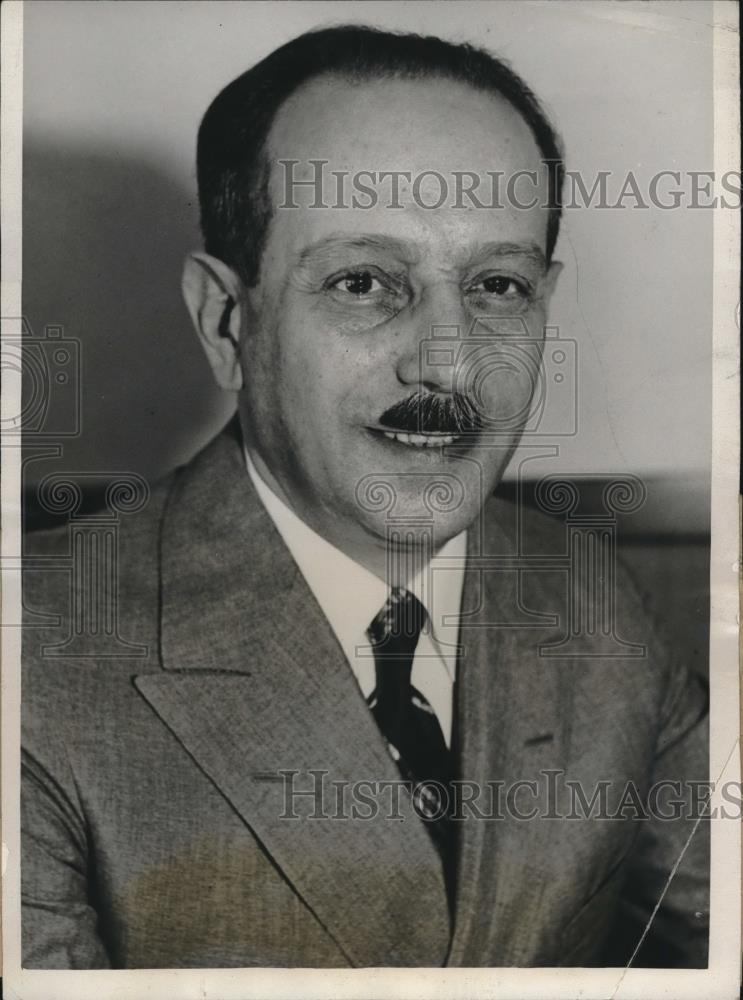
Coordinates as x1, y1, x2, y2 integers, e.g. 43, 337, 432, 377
367, 587, 426, 655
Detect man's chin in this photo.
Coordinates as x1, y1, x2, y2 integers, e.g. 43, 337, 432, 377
352, 432, 496, 522
352, 491, 482, 549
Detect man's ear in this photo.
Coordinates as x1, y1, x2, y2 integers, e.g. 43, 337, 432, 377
181, 252, 245, 391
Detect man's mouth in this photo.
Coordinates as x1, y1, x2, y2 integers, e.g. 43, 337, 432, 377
380, 429, 459, 448
374, 391, 483, 447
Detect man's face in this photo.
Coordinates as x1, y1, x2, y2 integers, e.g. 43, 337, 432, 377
238, 74, 561, 559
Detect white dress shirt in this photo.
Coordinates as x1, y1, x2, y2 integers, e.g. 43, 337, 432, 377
244, 449, 466, 746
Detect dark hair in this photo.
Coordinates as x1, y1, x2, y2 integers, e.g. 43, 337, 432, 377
197, 24, 564, 286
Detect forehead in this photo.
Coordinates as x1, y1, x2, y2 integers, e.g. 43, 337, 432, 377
268, 73, 542, 174
263, 74, 551, 261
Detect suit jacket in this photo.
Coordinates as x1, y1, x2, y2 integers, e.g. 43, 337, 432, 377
21, 422, 710, 969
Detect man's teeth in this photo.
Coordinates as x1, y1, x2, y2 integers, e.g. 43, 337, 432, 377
382, 430, 457, 447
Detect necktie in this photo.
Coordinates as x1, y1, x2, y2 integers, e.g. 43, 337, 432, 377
366, 587, 455, 894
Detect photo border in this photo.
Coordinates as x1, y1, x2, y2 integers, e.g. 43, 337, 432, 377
2, 1, 739, 997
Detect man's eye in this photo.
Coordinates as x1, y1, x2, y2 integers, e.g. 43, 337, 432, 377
330, 270, 384, 296
477, 276, 529, 297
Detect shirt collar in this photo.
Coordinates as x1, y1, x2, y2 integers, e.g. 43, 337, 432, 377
243, 447, 466, 677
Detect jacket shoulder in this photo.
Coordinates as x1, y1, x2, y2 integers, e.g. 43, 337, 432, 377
481, 490, 689, 696
22, 471, 177, 672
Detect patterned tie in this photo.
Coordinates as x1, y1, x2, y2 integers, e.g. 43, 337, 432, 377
366, 587, 455, 894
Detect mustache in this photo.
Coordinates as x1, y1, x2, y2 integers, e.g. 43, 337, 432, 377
378, 391, 483, 435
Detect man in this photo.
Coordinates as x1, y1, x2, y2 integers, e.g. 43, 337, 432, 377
22, 25, 709, 969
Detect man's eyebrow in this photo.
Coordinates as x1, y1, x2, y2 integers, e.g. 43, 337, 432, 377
295, 234, 418, 265
468, 241, 547, 268
294, 235, 546, 269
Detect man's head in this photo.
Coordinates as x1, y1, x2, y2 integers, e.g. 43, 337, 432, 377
183, 25, 564, 574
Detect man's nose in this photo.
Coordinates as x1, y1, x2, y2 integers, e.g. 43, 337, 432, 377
394, 285, 466, 393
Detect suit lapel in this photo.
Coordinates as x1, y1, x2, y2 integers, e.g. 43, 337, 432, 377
447, 507, 572, 966
134, 425, 450, 967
